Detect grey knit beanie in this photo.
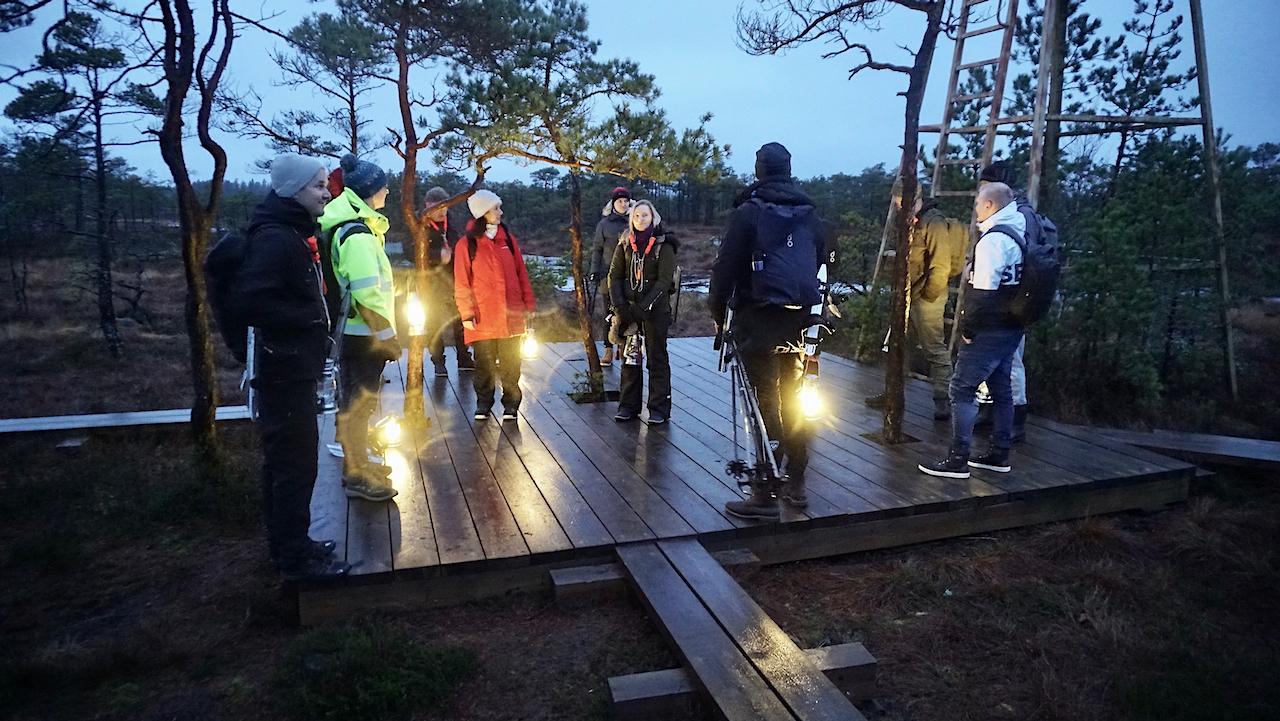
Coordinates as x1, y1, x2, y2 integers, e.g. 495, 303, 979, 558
339, 153, 388, 199
270, 153, 326, 198
424, 186, 450, 205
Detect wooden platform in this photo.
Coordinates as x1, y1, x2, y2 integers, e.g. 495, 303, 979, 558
0, 405, 251, 434
298, 337, 1195, 623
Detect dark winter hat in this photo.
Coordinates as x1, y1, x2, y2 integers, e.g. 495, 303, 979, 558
610, 186, 632, 201
339, 153, 388, 200
424, 186, 450, 206
980, 160, 1013, 184
754, 142, 792, 180
270, 153, 326, 198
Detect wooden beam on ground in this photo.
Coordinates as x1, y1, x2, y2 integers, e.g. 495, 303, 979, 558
608, 642, 877, 721
0, 405, 251, 434
551, 548, 760, 603
1094, 428, 1280, 471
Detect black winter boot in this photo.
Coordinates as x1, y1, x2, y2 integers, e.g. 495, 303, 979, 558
780, 474, 808, 508
969, 447, 1011, 473
918, 447, 971, 479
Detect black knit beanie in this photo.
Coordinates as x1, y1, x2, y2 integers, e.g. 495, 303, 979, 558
340, 153, 388, 200
980, 160, 1012, 184
754, 142, 792, 180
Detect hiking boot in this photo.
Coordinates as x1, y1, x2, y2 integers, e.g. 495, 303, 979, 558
614, 409, 637, 422
864, 393, 887, 410
725, 482, 781, 521
343, 476, 398, 502
645, 413, 668, 426
933, 397, 951, 421
502, 408, 519, 422
279, 555, 351, 582
969, 448, 1012, 473
1012, 405, 1027, 444
433, 359, 449, 377
918, 448, 971, 479
474, 407, 491, 421
457, 354, 475, 371
780, 475, 808, 508
601, 346, 614, 364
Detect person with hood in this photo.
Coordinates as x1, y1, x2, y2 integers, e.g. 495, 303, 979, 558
866, 194, 968, 420
919, 182, 1026, 479
233, 153, 349, 581
590, 187, 632, 363
421, 186, 474, 377
320, 153, 398, 503
454, 189, 537, 422
709, 142, 830, 520
607, 199, 676, 425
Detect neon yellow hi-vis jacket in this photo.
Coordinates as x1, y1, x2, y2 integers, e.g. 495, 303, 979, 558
319, 188, 396, 341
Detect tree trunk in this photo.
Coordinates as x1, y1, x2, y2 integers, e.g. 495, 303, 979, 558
883, 3, 945, 444
393, 24, 427, 423
1040, 0, 1069, 210
567, 169, 602, 393
93, 97, 122, 358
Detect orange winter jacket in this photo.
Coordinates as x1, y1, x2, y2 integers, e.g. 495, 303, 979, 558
453, 221, 536, 343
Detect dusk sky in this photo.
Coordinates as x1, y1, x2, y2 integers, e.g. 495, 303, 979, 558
2, 0, 1277, 185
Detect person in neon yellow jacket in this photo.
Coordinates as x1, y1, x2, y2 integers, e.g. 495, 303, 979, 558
319, 154, 398, 503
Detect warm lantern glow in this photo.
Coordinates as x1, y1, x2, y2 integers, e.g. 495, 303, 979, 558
521, 331, 538, 360
373, 414, 404, 448
405, 293, 426, 336
799, 376, 824, 421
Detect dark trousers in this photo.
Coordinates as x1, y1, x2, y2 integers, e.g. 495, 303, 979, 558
950, 326, 1024, 454
338, 336, 387, 472
473, 336, 522, 412
742, 350, 810, 481
618, 312, 672, 416
426, 271, 468, 364
256, 379, 318, 559
594, 281, 614, 350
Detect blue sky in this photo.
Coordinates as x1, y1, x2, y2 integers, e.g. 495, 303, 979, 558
1, 0, 1276, 184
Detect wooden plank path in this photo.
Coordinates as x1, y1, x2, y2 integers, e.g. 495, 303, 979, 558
1095, 427, 1280, 470
0, 405, 251, 433
296, 338, 1196, 623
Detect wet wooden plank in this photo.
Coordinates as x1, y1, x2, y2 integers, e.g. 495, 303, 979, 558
616, 542, 797, 721
384, 360, 439, 571
418, 373, 529, 561
309, 413, 349, 562
0, 405, 251, 433
1096, 428, 1280, 470
344, 362, 396, 575
658, 538, 866, 721
439, 370, 572, 556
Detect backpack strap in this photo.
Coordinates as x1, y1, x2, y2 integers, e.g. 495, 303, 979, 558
984, 223, 1026, 253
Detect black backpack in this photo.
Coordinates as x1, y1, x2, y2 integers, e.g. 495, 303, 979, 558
318, 220, 370, 323
746, 199, 824, 307
1008, 202, 1062, 324
203, 229, 250, 363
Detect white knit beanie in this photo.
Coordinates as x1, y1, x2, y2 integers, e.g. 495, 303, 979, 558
466, 189, 502, 219
270, 153, 326, 198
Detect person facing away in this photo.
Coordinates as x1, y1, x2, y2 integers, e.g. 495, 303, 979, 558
607, 199, 677, 425
866, 193, 969, 420
919, 181, 1026, 479
319, 153, 399, 503
232, 153, 349, 581
453, 189, 537, 422
709, 142, 828, 520
421, 185, 475, 377
591, 186, 633, 364
976, 159, 1042, 441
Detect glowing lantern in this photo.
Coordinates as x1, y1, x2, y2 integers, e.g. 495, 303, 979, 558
405, 293, 427, 336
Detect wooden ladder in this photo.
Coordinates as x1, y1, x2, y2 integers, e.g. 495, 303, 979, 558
867, 0, 1020, 349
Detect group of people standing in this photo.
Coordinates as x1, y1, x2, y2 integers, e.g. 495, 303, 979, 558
233, 141, 1042, 581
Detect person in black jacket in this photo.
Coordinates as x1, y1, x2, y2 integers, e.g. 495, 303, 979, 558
590, 187, 632, 364
232, 153, 350, 581
607, 199, 676, 424
422, 186, 474, 377
709, 142, 829, 520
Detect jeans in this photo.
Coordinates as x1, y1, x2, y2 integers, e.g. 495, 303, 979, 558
910, 294, 951, 401
978, 336, 1028, 406
256, 379, 319, 559
742, 351, 810, 481
338, 336, 388, 473
618, 311, 672, 417
950, 327, 1024, 455
473, 336, 523, 412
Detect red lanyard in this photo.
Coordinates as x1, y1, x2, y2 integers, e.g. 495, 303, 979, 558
628, 231, 656, 256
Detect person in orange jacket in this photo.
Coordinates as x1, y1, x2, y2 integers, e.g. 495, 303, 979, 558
453, 189, 536, 422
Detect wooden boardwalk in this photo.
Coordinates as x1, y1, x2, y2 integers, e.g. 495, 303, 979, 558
300, 337, 1194, 622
